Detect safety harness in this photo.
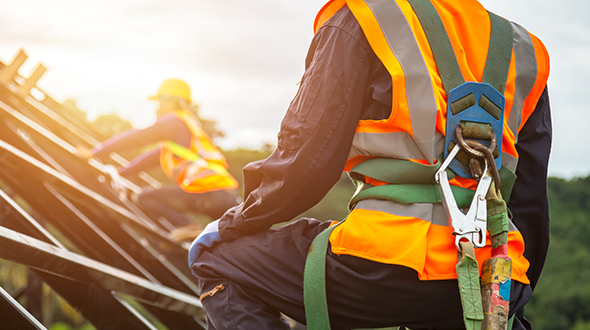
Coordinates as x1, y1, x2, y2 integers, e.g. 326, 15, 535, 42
303, 1, 516, 329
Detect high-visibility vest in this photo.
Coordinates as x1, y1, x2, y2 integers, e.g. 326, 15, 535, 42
315, 0, 550, 283
159, 110, 238, 193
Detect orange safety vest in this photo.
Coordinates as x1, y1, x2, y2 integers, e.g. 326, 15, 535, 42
315, 0, 550, 283
159, 110, 238, 193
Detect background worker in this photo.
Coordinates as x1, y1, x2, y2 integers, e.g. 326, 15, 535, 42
80, 78, 240, 241
188, 0, 551, 329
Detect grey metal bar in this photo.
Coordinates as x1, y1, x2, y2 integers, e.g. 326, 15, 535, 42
0, 139, 184, 249
37, 271, 159, 330
141, 303, 208, 330
0, 284, 47, 330
0, 224, 203, 315
44, 183, 162, 284
0, 159, 198, 295
0, 187, 65, 248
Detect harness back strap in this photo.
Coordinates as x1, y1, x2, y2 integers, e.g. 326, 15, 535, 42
407, 2, 514, 329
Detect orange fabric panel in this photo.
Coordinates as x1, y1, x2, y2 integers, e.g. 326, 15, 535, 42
314, 0, 346, 34
422, 224, 529, 283
178, 170, 238, 193
330, 209, 530, 283
347, 0, 412, 137
330, 209, 429, 271
502, 126, 519, 159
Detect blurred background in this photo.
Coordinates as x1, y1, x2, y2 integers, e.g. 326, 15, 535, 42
1, 0, 589, 329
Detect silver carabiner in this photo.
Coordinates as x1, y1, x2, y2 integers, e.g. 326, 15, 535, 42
435, 143, 492, 251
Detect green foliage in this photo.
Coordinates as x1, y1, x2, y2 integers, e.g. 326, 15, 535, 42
91, 113, 132, 139
222, 147, 274, 194
299, 174, 356, 222
525, 176, 590, 330
49, 322, 95, 330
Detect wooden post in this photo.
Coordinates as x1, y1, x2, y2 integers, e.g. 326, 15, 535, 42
0, 49, 28, 85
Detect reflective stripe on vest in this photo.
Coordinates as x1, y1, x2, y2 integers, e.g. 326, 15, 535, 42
332, 0, 549, 170
313, 0, 549, 282
159, 110, 238, 193
355, 199, 517, 231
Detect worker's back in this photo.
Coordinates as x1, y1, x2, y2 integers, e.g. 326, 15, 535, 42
189, 1, 551, 329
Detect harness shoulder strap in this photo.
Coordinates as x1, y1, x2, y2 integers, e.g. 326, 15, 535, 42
483, 12, 514, 94
407, 0, 513, 96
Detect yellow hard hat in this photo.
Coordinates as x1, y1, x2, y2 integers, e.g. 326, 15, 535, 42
149, 78, 191, 103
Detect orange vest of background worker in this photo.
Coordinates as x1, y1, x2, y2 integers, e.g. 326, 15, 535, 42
83, 79, 239, 241
187, 1, 552, 329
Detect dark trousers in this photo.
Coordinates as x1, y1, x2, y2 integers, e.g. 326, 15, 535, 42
135, 185, 239, 227
191, 218, 533, 330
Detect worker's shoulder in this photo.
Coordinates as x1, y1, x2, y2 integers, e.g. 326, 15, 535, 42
154, 112, 192, 130
317, 5, 367, 47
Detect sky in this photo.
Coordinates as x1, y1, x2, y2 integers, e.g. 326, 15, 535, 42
1, 0, 588, 178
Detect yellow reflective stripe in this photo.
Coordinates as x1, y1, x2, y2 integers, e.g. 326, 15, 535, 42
165, 141, 200, 162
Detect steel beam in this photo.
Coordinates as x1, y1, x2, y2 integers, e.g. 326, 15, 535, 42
37, 272, 159, 330
0, 284, 47, 330
0, 224, 203, 316
0, 139, 183, 250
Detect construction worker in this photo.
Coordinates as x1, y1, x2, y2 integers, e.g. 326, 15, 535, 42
79, 79, 240, 240
189, 1, 550, 329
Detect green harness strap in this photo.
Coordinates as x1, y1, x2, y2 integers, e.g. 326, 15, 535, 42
303, 223, 340, 330
349, 160, 516, 211
407, 1, 514, 329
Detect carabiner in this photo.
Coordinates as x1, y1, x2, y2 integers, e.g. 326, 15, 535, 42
436, 143, 492, 250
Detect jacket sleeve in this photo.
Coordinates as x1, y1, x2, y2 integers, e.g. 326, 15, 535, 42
508, 87, 552, 290
92, 115, 191, 158
117, 147, 161, 177
218, 15, 375, 241
91, 115, 192, 174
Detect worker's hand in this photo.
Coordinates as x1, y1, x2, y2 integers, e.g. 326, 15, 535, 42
102, 165, 127, 200
76, 145, 94, 159
188, 220, 222, 268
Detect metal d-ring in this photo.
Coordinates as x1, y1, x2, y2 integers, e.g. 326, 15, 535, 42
454, 125, 497, 159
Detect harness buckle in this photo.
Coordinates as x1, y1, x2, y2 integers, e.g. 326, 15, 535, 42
444, 82, 505, 178
436, 143, 492, 250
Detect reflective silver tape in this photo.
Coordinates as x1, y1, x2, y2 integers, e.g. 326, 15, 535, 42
354, 198, 518, 231
508, 22, 537, 141
360, 0, 438, 163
